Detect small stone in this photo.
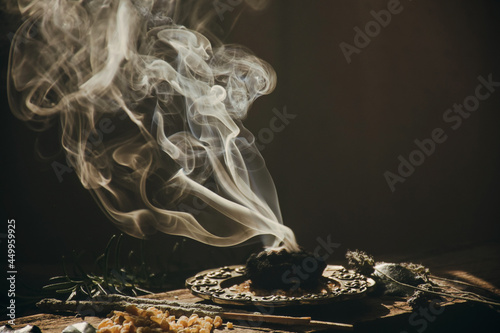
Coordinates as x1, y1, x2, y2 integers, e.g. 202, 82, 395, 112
0, 325, 42, 333
62, 322, 96, 333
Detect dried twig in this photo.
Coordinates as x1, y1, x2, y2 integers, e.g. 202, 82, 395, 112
36, 298, 222, 318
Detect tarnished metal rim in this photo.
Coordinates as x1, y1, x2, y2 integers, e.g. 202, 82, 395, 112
186, 265, 375, 307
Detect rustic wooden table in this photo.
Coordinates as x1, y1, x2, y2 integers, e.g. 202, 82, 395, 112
2, 242, 499, 332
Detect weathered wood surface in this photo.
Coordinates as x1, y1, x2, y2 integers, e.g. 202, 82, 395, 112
0, 287, 464, 332
2, 242, 499, 332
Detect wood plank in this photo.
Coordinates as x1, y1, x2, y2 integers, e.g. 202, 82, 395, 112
3, 242, 499, 332
0, 288, 462, 333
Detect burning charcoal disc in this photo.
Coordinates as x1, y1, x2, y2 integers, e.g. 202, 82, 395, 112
245, 249, 327, 290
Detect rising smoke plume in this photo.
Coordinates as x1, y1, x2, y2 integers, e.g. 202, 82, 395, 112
7, 0, 299, 251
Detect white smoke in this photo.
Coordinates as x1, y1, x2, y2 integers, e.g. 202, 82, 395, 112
8, 0, 299, 251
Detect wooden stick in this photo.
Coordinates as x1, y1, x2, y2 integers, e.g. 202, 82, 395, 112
221, 313, 353, 330
222, 312, 311, 325
310, 319, 354, 331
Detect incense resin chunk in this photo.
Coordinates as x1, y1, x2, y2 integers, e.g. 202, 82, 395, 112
246, 248, 327, 290
96, 305, 224, 333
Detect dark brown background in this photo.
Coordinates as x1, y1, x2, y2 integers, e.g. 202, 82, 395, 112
1, 0, 500, 280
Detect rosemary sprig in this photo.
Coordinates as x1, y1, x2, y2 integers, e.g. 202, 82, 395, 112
43, 234, 186, 301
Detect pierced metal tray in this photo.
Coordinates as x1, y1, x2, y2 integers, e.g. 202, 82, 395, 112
186, 265, 375, 307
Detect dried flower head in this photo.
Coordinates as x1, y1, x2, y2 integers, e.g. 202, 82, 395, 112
407, 283, 436, 310
345, 249, 375, 276
400, 262, 431, 283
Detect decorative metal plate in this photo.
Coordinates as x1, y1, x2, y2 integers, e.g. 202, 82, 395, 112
186, 265, 375, 307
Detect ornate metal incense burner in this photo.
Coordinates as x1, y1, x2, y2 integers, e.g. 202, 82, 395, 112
186, 265, 375, 306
